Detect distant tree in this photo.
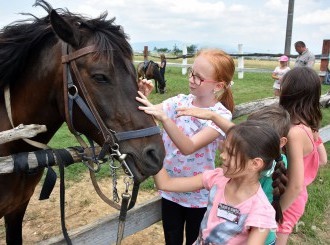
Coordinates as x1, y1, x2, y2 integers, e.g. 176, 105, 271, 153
153, 47, 157, 51
157, 48, 170, 53
172, 44, 182, 56
187, 44, 197, 54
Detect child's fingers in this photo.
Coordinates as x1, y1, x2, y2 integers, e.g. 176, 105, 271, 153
176, 107, 189, 112
136, 96, 153, 107
176, 107, 191, 117
138, 106, 158, 117
137, 90, 147, 99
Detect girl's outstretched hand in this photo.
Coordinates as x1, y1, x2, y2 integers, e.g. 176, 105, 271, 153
176, 107, 214, 120
138, 78, 154, 97
136, 91, 168, 121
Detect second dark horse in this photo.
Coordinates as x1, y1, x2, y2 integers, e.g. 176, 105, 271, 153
137, 60, 166, 94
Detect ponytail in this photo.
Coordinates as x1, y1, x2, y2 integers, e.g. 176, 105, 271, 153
219, 86, 235, 113
271, 155, 287, 223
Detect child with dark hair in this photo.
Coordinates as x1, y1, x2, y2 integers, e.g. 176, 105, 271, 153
153, 120, 283, 244
177, 104, 290, 245
248, 105, 290, 245
277, 67, 327, 244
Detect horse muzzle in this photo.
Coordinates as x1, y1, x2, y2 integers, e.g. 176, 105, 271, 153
124, 143, 165, 183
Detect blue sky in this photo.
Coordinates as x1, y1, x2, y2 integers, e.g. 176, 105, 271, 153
1, 0, 330, 54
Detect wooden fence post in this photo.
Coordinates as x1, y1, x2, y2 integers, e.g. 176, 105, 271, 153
182, 44, 187, 75
238, 44, 244, 79
319, 39, 330, 82
143, 46, 148, 61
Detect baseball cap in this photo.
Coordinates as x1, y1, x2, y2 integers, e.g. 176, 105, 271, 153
279, 55, 289, 62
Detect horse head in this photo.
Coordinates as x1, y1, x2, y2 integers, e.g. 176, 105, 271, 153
48, 9, 165, 183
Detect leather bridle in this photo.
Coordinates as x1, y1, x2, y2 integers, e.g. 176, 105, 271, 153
61, 42, 160, 159
61, 42, 161, 244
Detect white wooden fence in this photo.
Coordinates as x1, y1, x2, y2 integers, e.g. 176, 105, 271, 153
135, 43, 328, 79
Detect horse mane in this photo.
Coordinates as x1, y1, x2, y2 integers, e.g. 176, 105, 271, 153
0, 1, 134, 89
149, 60, 159, 68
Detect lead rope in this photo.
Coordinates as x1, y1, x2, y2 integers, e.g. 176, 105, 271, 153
54, 149, 72, 245
116, 179, 131, 245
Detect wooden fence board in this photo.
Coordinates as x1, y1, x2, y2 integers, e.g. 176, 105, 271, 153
0, 124, 47, 144
0, 147, 101, 174
38, 196, 162, 245
320, 125, 330, 143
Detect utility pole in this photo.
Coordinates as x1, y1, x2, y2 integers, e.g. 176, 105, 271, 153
284, 0, 295, 57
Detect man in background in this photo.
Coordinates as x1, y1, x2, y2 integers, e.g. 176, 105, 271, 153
294, 41, 315, 68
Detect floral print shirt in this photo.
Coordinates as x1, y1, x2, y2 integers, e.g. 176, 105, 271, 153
159, 94, 232, 208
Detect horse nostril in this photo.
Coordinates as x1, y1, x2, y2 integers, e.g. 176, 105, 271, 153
146, 148, 159, 164
143, 146, 163, 174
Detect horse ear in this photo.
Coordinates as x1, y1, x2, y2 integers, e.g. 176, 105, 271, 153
50, 10, 80, 47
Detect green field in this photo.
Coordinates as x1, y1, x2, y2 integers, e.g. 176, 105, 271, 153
49, 62, 330, 244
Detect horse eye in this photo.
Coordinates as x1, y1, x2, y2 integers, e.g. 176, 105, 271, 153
92, 74, 108, 83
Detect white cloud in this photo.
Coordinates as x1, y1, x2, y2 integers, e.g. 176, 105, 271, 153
0, 0, 329, 54
265, 0, 287, 10
296, 8, 330, 25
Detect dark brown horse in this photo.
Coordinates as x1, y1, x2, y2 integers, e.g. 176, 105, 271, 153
0, 1, 165, 244
137, 60, 166, 94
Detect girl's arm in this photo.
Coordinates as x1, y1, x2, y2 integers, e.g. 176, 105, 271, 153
314, 132, 328, 166
154, 167, 204, 192
317, 142, 328, 166
136, 92, 222, 155
280, 127, 305, 211
176, 107, 234, 134
247, 227, 269, 245
271, 72, 279, 80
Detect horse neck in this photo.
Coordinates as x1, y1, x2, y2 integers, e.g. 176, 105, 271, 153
4, 43, 64, 145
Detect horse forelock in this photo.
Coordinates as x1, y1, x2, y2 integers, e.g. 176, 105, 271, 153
87, 13, 135, 77
0, 7, 135, 89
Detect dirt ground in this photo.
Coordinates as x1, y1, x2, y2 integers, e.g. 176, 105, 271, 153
0, 174, 329, 245
0, 174, 164, 245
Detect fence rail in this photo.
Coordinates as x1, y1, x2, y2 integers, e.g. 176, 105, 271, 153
0, 124, 47, 144
136, 41, 330, 79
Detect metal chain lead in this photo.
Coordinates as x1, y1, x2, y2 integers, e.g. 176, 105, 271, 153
109, 157, 120, 203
